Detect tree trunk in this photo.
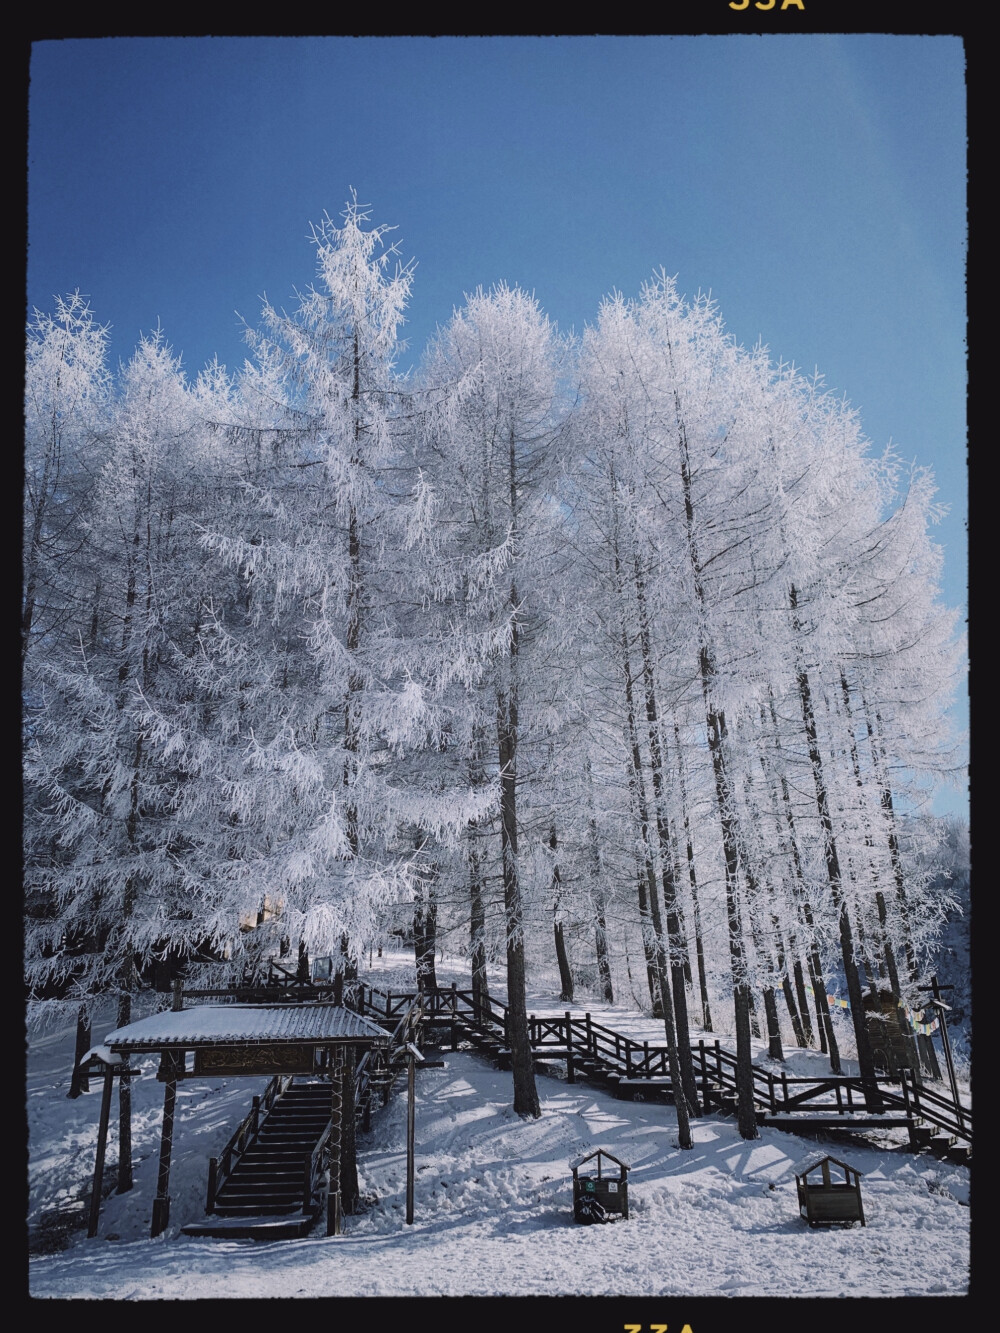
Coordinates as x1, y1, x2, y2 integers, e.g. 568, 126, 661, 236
617, 613, 693, 1143
632, 840, 663, 1018
735, 752, 785, 1064
584, 760, 614, 1003
413, 879, 438, 994
554, 920, 574, 1003
631, 552, 699, 1113
468, 727, 491, 1022
761, 697, 839, 1067
839, 673, 903, 998
550, 825, 574, 1002
790, 586, 882, 1110
673, 401, 757, 1139
469, 838, 490, 1023
497, 427, 540, 1120
68, 1006, 92, 1099
762, 987, 784, 1062
792, 959, 813, 1046
773, 921, 807, 1048
673, 723, 712, 1031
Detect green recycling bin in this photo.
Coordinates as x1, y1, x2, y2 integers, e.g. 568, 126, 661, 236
570, 1148, 629, 1223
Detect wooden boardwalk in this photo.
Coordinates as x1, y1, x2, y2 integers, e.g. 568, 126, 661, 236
357, 983, 971, 1165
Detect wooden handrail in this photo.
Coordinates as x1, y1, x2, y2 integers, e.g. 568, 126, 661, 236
361, 985, 971, 1146
211, 1073, 290, 1208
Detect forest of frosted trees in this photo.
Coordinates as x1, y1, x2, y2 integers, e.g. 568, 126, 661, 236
23, 201, 966, 1138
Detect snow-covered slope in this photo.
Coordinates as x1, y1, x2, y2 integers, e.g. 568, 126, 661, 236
27, 957, 970, 1300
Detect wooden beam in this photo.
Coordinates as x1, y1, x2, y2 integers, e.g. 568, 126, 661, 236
406, 1050, 415, 1224
86, 1064, 115, 1237
150, 1058, 178, 1238
326, 1047, 344, 1236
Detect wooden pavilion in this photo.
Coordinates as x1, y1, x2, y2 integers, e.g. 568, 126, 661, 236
80, 991, 390, 1239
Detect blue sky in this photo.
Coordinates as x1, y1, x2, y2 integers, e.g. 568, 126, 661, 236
26, 35, 967, 816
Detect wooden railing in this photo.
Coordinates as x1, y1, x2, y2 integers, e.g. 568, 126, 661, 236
207, 1072, 292, 1212
303, 1118, 337, 1216
372, 985, 971, 1149
895, 1068, 972, 1143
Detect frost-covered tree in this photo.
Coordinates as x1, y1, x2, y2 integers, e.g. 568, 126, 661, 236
198, 200, 478, 1018
23, 293, 111, 673
416, 283, 571, 1118
24, 206, 966, 1139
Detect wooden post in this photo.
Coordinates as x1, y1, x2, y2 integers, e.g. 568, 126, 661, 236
406, 1050, 416, 1224
87, 1063, 115, 1237
921, 975, 963, 1127
342, 1045, 358, 1215
150, 1059, 178, 1238
451, 981, 458, 1051
206, 1157, 218, 1214
172, 978, 184, 1011
327, 1047, 344, 1236
565, 1011, 575, 1083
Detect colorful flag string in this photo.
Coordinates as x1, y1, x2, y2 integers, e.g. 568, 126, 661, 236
899, 1001, 939, 1035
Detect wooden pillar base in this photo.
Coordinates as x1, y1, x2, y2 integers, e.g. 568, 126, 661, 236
151, 1196, 171, 1238
326, 1192, 342, 1237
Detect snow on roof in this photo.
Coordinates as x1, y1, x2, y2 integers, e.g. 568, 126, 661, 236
569, 1148, 630, 1171
78, 1045, 122, 1067
789, 1153, 864, 1179
102, 1003, 390, 1050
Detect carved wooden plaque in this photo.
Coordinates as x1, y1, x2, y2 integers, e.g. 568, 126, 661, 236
194, 1044, 314, 1076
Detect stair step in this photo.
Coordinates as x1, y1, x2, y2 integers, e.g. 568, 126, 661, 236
929, 1134, 956, 1157
216, 1195, 305, 1208
183, 1214, 317, 1240
223, 1170, 306, 1183
241, 1145, 317, 1157
213, 1203, 304, 1217
259, 1130, 327, 1139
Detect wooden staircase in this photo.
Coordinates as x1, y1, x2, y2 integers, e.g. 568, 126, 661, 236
182, 991, 424, 1239
183, 1079, 334, 1240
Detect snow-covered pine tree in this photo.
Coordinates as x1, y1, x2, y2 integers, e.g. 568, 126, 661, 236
199, 200, 473, 1005
417, 283, 571, 1118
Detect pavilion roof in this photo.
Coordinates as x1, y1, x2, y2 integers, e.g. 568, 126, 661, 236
100, 1003, 390, 1052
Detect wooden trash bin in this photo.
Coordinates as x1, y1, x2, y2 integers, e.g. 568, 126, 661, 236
570, 1148, 630, 1224
793, 1154, 866, 1227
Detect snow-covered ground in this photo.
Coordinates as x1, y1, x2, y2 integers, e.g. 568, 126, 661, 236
27, 952, 971, 1301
